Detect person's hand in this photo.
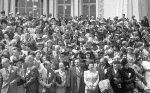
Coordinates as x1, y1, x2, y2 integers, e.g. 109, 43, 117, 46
46, 84, 52, 88
113, 78, 117, 80
10, 82, 15, 87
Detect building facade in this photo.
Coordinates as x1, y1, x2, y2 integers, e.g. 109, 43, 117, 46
0, 0, 150, 21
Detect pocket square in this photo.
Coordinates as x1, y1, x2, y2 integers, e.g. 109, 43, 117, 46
11, 70, 14, 73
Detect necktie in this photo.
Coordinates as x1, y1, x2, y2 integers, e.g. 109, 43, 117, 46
6, 68, 9, 78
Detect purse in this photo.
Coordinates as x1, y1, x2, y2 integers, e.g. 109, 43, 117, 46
126, 83, 135, 90
56, 73, 62, 84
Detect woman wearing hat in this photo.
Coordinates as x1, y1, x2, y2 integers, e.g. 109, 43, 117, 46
121, 58, 136, 93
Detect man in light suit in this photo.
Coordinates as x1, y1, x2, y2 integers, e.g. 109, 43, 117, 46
24, 55, 38, 93
38, 62, 48, 93
0, 57, 20, 93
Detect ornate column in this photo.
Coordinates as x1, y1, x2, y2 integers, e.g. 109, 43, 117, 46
11, 0, 16, 17
4, 0, 8, 16
97, 0, 104, 18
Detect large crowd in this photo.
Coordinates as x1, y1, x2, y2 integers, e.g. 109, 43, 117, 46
0, 10, 150, 93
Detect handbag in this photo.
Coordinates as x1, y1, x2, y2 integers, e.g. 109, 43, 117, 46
126, 83, 135, 90
56, 73, 62, 84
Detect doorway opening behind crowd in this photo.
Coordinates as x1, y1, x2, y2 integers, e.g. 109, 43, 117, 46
15, 0, 43, 17
82, 0, 96, 19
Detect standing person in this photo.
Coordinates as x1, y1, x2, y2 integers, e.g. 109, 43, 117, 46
16, 57, 26, 93
132, 57, 148, 93
96, 58, 111, 81
84, 62, 99, 93
121, 58, 136, 93
24, 55, 38, 93
141, 16, 149, 27
55, 62, 67, 93
96, 58, 111, 93
68, 59, 85, 93
108, 61, 123, 93
38, 61, 47, 93
0, 57, 20, 93
44, 61, 56, 93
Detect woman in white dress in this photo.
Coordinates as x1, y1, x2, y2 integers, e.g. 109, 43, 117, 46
84, 62, 99, 93
55, 62, 67, 93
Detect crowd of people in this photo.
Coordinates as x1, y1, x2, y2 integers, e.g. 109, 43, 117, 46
0, 10, 150, 93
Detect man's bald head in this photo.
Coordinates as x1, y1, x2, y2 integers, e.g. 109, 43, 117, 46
1, 58, 10, 68
25, 55, 34, 66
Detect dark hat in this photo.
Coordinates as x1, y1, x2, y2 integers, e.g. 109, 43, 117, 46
113, 60, 120, 64
1, 10, 5, 14
121, 58, 128, 66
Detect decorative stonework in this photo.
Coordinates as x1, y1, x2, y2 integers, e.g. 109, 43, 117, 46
99, 0, 104, 18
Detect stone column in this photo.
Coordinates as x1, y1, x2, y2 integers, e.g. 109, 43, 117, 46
127, 0, 133, 20
73, 0, 79, 17
0, 0, 2, 12
71, 0, 74, 17
43, 0, 48, 16
132, 0, 140, 21
49, 0, 54, 17
54, 0, 57, 18
10, 0, 16, 17
97, 0, 104, 18
4, 0, 8, 16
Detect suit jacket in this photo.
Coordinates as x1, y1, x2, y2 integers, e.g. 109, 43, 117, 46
46, 68, 56, 93
108, 67, 123, 93
0, 65, 20, 93
68, 67, 85, 93
96, 65, 110, 81
25, 65, 38, 92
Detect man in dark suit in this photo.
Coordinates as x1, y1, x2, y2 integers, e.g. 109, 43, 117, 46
108, 60, 123, 93
24, 55, 38, 93
96, 58, 111, 93
0, 57, 20, 93
68, 59, 85, 93
141, 16, 149, 27
96, 58, 111, 81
